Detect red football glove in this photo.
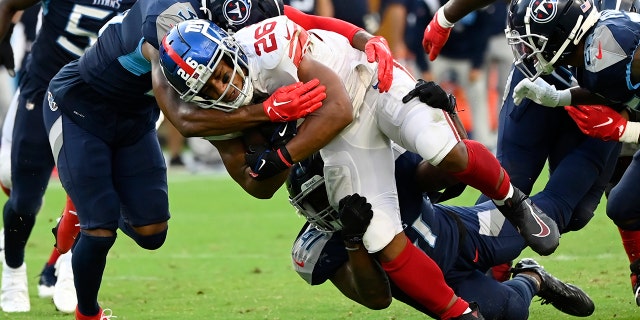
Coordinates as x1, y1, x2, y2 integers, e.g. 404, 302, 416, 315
263, 79, 327, 122
565, 105, 629, 141
422, 11, 452, 61
365, 36, 393, 93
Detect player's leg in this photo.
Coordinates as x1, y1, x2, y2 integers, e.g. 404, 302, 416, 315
114, 129, 169, 250
378, 68, 558, 255
1, 92, 55, 313
320, 104, 473, 319
606, 148, 640, 306
453, 269, 532, 320
532, 137, 621, 231
37, 248, 59, 299
45, 107, 118, 319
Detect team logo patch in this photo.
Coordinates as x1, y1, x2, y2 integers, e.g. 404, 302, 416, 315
223, 0, 251, 26
529, 0, 558, 23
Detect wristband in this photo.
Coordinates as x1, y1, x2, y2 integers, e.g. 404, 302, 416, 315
437, 8, 455, 28
621, 121, 640, 143
557, 89, 572, 107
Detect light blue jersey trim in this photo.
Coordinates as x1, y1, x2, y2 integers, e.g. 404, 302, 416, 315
117, 38, 151, 76
41, 0, 50, 15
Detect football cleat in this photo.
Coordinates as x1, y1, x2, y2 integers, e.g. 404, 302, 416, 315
1, 261, 30, 312
451, 302, 484, 320
53, 252, 76, 313
512, 258, 595, 317
494, 187, 560, 256
629, 259, 640, 306
37, 263, 57, 298
76, 307, 117, 320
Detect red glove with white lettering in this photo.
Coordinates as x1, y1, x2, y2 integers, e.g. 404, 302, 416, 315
263, 79, 327, 122
565, 105, 640, 143
365, 36, 393, 93
422, 8, 453, 61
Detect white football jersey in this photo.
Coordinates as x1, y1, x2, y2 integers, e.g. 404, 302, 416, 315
233, 15, 376, 115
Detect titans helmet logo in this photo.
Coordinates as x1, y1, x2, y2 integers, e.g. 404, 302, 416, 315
529, 0, 558, 23
223, 0, 252, 26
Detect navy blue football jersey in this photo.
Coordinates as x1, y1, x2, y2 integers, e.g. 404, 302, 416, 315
579, 10, 640, 110
75, 0, 203, 108
20, 0, 136, 100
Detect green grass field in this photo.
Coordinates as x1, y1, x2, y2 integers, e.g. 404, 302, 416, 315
2, 168, 640, 319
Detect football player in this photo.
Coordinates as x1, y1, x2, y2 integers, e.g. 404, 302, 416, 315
504, 0, 640, 306
288, 144, 597, 320
157, 14, 566, 318
422, 0, 628, 284
42, 0, 402, 318
0, 0, 136, 313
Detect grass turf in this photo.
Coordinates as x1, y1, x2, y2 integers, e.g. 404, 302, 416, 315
1, 169, 639, 319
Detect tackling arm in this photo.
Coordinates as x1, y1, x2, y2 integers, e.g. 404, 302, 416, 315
441, 0, 496, 23
330, 246, 393, 310
284, 5, 394, 92
211, 138, 290, 199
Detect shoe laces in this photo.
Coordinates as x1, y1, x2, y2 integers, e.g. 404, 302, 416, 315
101, 308, 117, 319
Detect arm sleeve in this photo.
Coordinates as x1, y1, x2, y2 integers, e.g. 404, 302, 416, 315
284, 5, 364, 45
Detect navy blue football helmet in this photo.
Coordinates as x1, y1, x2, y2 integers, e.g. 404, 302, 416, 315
201, 0, 284, 32
159, 19, 253, 111
286, 153, 342, 233
505, 0, 600, 80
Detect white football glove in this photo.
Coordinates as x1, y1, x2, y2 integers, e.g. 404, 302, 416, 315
512, 78, 572, 107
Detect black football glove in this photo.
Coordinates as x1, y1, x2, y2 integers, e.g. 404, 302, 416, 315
245, 144, 293, 181
0, 24, 15, 77
402, 79, 457, 114
257, 121, 297, 149
338, 193, 373, 244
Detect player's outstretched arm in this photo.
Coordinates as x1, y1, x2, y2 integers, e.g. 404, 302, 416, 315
284, 6, 393, 92
148, 42, 324, 137
423, 0, 495, 61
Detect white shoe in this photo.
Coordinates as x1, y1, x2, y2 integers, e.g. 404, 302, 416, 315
53, 252, 76, 313
1, 261, 30, 312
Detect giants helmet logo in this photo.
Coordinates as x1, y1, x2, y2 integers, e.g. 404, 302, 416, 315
222, 0, 251, 26
529, 0, 558, 23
